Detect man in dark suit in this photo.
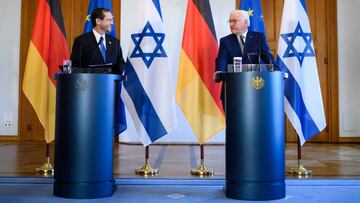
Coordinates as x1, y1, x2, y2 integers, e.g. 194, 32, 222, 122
71, 8, 125, 74
214, 10, 276, 102
215, 10, 275, 73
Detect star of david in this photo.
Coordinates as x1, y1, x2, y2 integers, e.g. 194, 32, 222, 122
281, 22, 315, 66
130, 21, 167, 68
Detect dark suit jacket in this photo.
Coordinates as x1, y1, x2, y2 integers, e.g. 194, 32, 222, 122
215, 31, 275, 72
70, 31, 125, 74
215, 31, 276, 101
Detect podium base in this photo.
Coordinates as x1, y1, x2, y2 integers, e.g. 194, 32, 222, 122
224, 179, 285, 200
54, 179, 116, 199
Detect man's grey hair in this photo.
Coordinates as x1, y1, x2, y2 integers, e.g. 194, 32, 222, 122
230, 10, 250, 27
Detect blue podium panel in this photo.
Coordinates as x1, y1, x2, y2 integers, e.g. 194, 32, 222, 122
54, 73, 121, 199
224, 71, 285, 200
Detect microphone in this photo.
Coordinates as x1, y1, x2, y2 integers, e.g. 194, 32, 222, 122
256, 34, 274, 65
261, 51, 271, 65
258, 35, 262, 64
241, 39, 251, 64
239, 35, 251, 64
78, 38, 84, 69
88, 39, 102, 68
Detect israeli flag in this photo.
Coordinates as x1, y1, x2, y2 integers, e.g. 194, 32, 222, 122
122, 0, 177, 146
276, 0, 326, 145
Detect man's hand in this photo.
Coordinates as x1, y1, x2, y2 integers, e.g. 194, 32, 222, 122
213, 71, 224, 83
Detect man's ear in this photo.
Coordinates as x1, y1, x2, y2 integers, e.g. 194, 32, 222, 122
96, 18, 101, 25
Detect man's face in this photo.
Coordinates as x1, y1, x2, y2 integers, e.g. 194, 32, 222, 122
96, 11, 113, 33
229, 12, 248, 35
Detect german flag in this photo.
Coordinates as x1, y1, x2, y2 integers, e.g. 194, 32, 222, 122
22, 0, 69, 143
176, 0, 225, 144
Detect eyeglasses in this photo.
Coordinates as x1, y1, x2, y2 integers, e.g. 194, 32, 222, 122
227, 19, 246, 25
102, 17, 113, 21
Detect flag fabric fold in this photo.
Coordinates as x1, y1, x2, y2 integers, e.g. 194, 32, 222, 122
240, 0, 266, 33
276, 0, 326, 145
84, 0, 127, 135
22, 0, 70, 143
122, 0, 177, 146
176, 0, 225, 144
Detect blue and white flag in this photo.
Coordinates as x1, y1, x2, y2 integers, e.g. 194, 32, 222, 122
84, 0, 127, 135
84, 0, 116, 36
122, 0, 177, 146
276, 0, 326, 145
240, 0, 266, 33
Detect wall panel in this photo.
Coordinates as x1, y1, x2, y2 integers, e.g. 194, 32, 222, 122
18, 0, 341, 143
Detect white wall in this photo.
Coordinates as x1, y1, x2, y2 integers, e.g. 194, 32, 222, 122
120, 0, 235, 143
0, 1, 21, 136
337, 0, 360, 137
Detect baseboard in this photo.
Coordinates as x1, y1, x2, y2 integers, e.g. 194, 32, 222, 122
116, 141, 225, 146
338, 137, 360, 143
0, 136, 19, 142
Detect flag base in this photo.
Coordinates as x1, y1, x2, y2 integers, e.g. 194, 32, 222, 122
35, 157, 54, 176
287, 165, 312, 176
135, 163, 159, 176
191, 163, 214, 176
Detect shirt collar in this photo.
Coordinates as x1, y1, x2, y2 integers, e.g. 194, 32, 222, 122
92, 29, 106, 44
237, 30, 248, 41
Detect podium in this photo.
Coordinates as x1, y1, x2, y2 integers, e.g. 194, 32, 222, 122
224, 70, 285, 200
53, 73, 122, 198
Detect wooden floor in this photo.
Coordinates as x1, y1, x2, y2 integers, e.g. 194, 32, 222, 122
0, 142, 359, 178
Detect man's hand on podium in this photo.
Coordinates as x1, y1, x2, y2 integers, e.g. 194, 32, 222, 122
213, 71, 224, 83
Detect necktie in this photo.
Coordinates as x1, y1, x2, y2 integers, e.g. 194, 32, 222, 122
239, 35, 245, 55
99, 36, 106, 62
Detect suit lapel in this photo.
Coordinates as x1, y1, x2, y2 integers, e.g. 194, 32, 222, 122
89, 32, 99, 52
105, 36, 112, 64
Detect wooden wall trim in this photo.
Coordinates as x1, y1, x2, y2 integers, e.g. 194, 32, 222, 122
327, 0, 340, 142
339, 137, 360, 143
18, 0, 32, 142
0, 136, 19, 142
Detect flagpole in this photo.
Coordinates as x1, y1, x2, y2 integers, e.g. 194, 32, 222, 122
36, 143, 54, 176
28, 98, 53, 176
135, 145, 159, 176
287, 136, 312, 176
191, 144, 214, 176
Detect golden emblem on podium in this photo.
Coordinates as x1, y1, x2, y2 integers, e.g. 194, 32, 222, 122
75, 79, 88, 91
251, 76, 264, 90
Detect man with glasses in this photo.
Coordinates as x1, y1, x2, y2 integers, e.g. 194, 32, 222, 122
71, 7, 125, 74
214, 10, 275, 100
215, 9, 275, 72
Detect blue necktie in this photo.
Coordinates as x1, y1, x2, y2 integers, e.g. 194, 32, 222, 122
99, 36, 106, 62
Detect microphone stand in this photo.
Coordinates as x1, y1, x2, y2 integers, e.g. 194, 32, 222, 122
242, 37, 251, 64
87, 39, 103, 71
257, 36, 262, 71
